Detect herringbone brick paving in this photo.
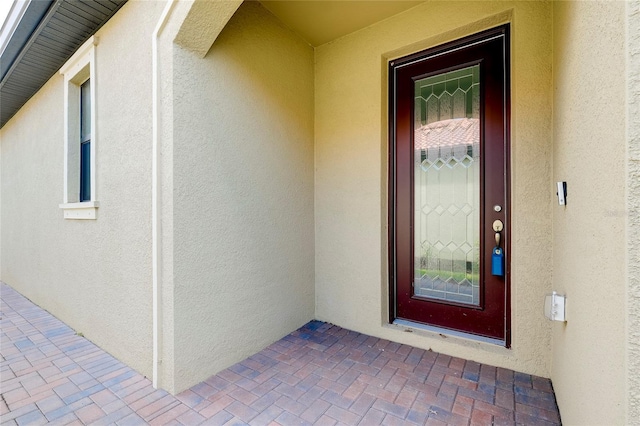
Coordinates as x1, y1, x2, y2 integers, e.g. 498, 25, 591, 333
0, 282, 561, 425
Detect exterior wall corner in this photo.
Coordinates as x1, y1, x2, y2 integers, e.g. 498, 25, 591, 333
626, 0, 640, 422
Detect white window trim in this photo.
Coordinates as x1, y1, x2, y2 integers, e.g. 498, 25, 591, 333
59, 36, 98, 219
59, 201, 100, 220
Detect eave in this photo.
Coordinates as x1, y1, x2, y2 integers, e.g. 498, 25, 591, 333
0, 0, 126, 129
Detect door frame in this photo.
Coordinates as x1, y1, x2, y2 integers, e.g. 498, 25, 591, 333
388, 25, 511, 346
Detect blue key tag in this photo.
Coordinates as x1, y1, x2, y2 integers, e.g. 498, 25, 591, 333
491, 247, 504, 276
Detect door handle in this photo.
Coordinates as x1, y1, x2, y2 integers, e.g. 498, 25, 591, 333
492, 219, 504, 248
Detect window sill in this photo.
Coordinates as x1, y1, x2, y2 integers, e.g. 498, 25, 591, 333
59, 201, 99, 220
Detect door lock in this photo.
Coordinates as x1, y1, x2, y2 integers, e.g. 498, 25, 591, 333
492, 219, 504, 248
491, 219, 505, 276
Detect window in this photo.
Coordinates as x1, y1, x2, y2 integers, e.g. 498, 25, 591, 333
80, 79, 91, 202
59, 36, 99, 219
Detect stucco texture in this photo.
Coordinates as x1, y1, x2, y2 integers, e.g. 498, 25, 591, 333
628, 2, 640, 422
0, 0, 165, 378
167, 1, 315, 393
314, 1, 553, 378
552, 1, 628, 424
2, 1, 639, 421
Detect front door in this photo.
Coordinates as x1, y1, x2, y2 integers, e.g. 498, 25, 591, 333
389, 26, 510, 344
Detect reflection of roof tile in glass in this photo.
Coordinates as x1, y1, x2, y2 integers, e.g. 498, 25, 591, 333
414, 118, 479, 150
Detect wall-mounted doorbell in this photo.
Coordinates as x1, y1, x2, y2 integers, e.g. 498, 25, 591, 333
557, 181, 567, 206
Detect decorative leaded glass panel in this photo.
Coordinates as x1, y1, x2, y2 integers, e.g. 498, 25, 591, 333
414, 65, 480, 305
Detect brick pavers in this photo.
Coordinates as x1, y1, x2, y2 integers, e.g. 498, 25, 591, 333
0, 282, 561, 425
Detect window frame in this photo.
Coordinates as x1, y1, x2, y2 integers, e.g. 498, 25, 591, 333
59, 36, 99, 219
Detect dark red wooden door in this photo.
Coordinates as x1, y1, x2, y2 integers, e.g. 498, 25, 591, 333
389, 26, 510, 344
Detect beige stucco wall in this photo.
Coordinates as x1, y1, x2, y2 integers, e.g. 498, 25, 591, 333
166, 1, 315, 393
0, 0, 165, 378
628, 2, 640, 422
551, 1, 627, 424
2, 5, 636, 422
315, 1, 553, 376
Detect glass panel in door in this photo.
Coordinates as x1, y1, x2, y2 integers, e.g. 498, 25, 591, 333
414, 66, 480, 305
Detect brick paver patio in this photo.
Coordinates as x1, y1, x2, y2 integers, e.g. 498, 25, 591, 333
0, 282, 561, 425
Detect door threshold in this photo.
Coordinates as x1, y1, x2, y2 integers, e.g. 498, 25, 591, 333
392, 319, 506, 346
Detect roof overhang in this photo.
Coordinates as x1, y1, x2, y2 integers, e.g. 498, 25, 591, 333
0, 0, 126, 128
0, 0, 425, 128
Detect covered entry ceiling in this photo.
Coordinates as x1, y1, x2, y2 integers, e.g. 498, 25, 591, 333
259, 0, 423, 47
